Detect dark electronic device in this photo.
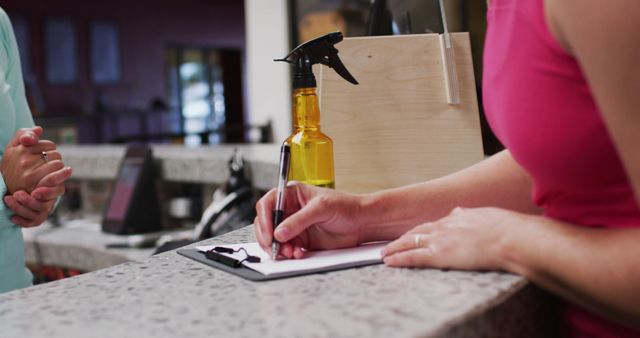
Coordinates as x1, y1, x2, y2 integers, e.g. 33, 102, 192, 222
153, 150, 257, 254
367, 0, 394, 36
102, 146, 162, 234
194, 149, 257, 240
367, 0, 444, 36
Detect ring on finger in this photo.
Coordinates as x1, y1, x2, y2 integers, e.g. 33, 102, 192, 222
41, 151, 48, 163
414, 234, 423, 248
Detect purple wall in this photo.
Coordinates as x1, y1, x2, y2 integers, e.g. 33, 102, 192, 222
3, 0, 245, 116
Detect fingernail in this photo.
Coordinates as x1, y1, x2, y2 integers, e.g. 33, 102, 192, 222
274, 227, 290, 241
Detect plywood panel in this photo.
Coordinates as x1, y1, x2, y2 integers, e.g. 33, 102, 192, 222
320, 33, 483, 193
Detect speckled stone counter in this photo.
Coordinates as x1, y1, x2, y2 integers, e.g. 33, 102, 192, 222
22, 220, 156, 272
1, 226, 556, 338
59, 144, 280, 190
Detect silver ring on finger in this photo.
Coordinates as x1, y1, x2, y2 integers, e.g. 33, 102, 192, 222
41, 151, 49, 163
414, 234, 422, 249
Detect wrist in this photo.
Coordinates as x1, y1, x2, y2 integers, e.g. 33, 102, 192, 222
354, 191, 401, 243
353, 192, 375, 244
496, 212, 538, 277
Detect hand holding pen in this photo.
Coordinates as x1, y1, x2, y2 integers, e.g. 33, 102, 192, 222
271, 142, 291, 259
255, 183, 364, 260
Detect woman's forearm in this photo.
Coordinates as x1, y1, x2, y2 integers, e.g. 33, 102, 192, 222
501, 215, 640, 329
359, 150, 541, 242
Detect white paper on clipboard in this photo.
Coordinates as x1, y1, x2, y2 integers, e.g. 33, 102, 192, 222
196, 242, 386, 277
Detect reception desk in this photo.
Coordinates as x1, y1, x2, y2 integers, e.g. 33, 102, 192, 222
2, 226, 556, 338
1, 145, 557, 337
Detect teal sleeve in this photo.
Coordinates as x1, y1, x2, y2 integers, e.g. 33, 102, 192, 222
0, 172, 13, 230
0, 8, 33, 129
0, 172, 32, 291
0, 8, 35, 293
0, 8, 33, 230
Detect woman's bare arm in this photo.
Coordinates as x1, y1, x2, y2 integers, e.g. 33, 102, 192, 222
505, 0, 640, 327
359, 150, 541, 242
383, 1, 640, 328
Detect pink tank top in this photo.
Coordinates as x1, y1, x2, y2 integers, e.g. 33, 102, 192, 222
483, 0, 640, 336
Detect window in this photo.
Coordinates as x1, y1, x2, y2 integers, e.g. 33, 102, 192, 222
167, 47, 227, 146
90, 21, 121, 84
44, 18, 78, 84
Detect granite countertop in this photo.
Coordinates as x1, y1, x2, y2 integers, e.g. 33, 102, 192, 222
1, 226, 555, 338
59, 144, 280, 190
22, 219, 157, 272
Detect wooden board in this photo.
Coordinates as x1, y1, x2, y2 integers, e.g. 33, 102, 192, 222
319, 33, 483, 193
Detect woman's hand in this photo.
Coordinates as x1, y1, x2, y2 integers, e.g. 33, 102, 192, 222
1, 127, 73, 227
381, 207, 521, 270
1, 128, 65, 194
3, 166, 72, 227
254, 182, 364, 259
4, 191, 56, 228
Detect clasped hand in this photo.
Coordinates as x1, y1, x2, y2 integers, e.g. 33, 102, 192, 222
1, 127, 72, 227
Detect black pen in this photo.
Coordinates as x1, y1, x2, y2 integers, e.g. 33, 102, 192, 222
272, 143, 291, 260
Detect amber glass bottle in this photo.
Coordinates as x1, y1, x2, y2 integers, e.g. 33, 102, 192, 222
276, 32, 358, 188
285, 87, 335, 188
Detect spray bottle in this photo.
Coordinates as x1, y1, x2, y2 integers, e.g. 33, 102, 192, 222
275, 32, 358, 188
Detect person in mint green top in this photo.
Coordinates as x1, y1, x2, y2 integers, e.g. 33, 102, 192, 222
0, 7, 72, 293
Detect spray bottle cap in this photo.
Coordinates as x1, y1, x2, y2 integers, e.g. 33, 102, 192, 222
275, 32, 359, 89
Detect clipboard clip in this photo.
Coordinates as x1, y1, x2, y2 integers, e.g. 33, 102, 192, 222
203, 246, 261, 268
438, 0, 461, 105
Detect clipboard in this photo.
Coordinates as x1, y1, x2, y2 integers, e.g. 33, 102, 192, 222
177, 248, 383, 282
320, 33, 483, 193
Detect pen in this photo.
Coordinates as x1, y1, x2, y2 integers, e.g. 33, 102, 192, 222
272, 143, 291, 260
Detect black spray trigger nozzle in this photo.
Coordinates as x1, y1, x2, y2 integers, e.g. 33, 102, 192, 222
275, 31, 358, 88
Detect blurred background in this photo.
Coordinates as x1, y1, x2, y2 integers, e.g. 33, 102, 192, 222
2, 0, 500, 153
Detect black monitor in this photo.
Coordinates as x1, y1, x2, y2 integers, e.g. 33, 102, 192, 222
102, 146, 162, 234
